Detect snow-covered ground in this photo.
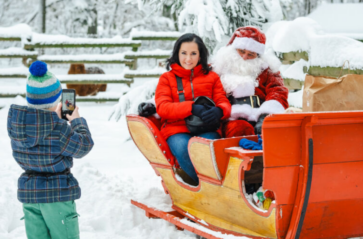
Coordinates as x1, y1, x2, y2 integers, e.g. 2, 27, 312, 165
0, 99, 202, 239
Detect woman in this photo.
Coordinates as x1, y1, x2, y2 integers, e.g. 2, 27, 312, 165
155, 33, 231, 186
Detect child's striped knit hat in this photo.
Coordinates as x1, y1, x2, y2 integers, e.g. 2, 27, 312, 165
26, 61, 62, 109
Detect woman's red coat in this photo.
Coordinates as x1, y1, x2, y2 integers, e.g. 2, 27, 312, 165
155, 63, 231, 140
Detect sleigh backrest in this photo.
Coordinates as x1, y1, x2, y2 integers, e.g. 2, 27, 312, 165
127, 115, 176, 167
188, 135, 259, 183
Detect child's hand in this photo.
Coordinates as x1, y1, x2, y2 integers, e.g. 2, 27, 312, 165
66, 106, 80, 122
55, 102, 62, 119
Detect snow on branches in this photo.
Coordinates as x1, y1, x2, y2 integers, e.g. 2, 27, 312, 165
178, 0, 228, 43
108, 79, 158, 122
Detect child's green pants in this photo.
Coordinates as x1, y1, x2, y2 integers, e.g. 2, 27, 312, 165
22, 200, 80, 239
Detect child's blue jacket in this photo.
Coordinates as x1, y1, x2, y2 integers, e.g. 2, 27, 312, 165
7, 105, 94, 203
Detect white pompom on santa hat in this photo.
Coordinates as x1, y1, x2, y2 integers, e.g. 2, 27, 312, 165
227, 26, 266, 56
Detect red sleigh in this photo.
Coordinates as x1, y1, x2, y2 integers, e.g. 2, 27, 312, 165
127, 111, 363, 239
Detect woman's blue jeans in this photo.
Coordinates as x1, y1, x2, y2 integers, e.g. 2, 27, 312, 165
166, 132, 220, 184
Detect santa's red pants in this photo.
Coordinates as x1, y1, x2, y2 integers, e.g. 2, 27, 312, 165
223, 120, 255, 138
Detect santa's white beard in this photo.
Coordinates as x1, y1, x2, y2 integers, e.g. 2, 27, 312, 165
212, 45, 266, 95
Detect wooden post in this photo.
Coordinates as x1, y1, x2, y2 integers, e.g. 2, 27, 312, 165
132, 59, 137, 70
172, 12, 179, 32
87, 3, 98, 37
40, 0, 46, 33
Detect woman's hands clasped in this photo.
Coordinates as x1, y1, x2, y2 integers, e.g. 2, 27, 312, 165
201, 105, 223, 124
192, 104, 223, 124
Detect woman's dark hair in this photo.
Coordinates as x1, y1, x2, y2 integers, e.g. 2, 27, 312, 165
166, 33, 211, 75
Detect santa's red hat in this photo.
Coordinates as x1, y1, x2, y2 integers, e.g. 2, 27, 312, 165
227, 26, 266, 55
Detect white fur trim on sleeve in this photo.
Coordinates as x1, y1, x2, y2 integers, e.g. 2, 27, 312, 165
232, 37, 265, 55
257, 100, 285, 119
229, 104, 252, 121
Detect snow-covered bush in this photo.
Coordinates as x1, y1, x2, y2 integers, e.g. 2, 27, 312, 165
108, 79, 158, 122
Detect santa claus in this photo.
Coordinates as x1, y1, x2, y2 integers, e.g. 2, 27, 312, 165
212, 26, 289, 137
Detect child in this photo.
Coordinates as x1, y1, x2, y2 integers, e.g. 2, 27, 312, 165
7, 61, 94, 239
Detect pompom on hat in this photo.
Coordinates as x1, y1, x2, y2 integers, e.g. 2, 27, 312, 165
26, 61, 62, 109
227, 26, 266, 55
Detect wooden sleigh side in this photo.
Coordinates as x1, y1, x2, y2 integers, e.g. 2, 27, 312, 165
127, 115, 276, 238
127, 112, 363, 239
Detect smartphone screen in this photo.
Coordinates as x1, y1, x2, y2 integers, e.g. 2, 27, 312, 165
62, 90, 76, 120
62, 92, 75, 111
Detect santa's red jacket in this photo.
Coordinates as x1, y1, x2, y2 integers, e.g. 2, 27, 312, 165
253, 67, 289, 114
155, 63, 231, 140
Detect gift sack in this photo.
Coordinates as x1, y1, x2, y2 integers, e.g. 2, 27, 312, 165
303, 74, 363, 112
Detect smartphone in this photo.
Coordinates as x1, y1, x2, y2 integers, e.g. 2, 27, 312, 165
61, 89, 76, 120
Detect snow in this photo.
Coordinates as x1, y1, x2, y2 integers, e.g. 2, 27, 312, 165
288, 88, 304, 108
37, 51, 171, 61
178, 218, 251, 239
0, 24, 32, 39
265, 20, 289, 51
199, 220, 208, 226
38, 54, 129, 61
333, 33, 363, 40
310, 35, 363, 69
27, 33, 141, 45
280, 59, 308, 81
267, 0, 284, 23
130, 29, 181, 38
57, 74, 132, 82
178, 0, 228, 43
266, 17, 324, 53
109, 79, 158, 122
0, 67, 28, 76
0, 75, 129, 100
0, 84, 125, 100
307, 3, 363, 37
266, 16, 363, 76
0, 48, 38, 56
124, 67, 166, 75
124, 50, 171, 56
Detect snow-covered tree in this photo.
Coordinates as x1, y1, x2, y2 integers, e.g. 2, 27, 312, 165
0, 0, 174, 37
140, 0, 284, 52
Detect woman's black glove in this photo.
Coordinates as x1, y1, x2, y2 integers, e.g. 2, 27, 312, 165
191, 104, 208, 118
254, 114, 268, 135
138, 102, 156, 117
201, 105, 223, 124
